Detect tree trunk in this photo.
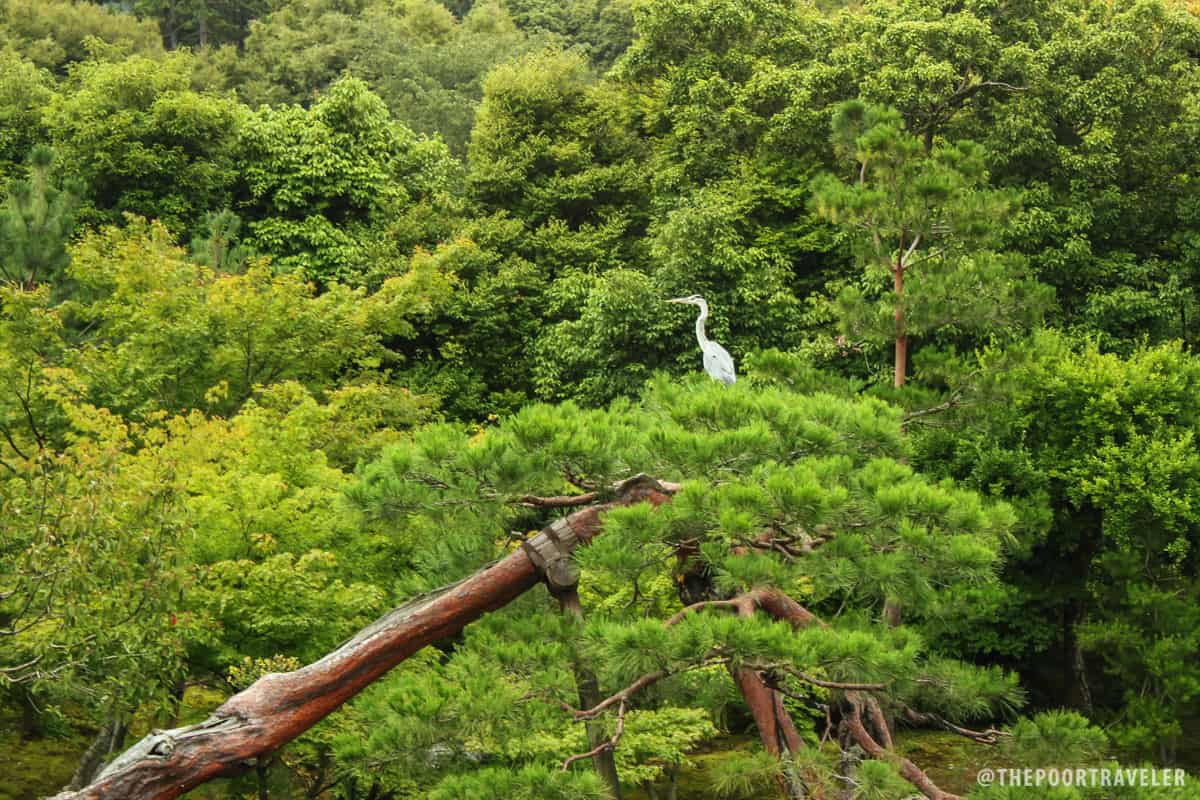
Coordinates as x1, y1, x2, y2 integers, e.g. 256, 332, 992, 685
50, 477, 674, 800
893, 264, 907, 388
560, 589, 624, 799
165, 2, 178, 50
844, 693, 959, 800
255, 760, 269, 800
1063, 601, 1093, 713
732, 668, 805, 757
67, 718, 122, 790
729, 593, 810, 800
17, 687, 40, 740
1061, 504, 1101, 713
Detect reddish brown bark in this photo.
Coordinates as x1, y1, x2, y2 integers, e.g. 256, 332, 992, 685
731, 668, 805, 757
845, 692, 960, 800
53, 477, 673, 800
730, 591, 812, 800
751, 588, 827, 630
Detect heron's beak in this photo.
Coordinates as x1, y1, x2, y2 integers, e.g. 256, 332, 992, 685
666, 297, 690, 304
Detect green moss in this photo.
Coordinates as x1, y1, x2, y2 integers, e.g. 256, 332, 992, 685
626, 729, 1006, 799
897, 729, 1010, 796
179, 685, 227, 726
0, 711, 86, 800
627, 734, 774, 800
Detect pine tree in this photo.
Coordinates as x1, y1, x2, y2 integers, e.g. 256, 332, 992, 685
811, 101, 1050, 387
0, 146, 80, 290
58, 375, 1034, 800
189, 208, 252, 272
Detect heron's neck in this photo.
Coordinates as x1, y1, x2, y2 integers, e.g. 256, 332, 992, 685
694, 302, 710, 347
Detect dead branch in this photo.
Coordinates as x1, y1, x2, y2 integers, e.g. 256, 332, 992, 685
519, 492, 599, 508
561, 700, 627, 771
902, 708, 1011, 745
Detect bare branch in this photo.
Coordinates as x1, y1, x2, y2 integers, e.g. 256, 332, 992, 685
562, 700, 627, 771
900, 233, 922, 269
0, 421, 30, 461
572, 670, 670, 720
519, 492, 599, 508
902, 394, 963, 423
902, 708, 1011, 745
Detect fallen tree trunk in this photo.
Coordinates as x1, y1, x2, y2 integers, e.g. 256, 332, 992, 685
51, 475, 674, 800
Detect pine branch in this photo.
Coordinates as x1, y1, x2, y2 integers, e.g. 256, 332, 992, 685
665, 599, 744, 626
759, 667, 888, 692
902, 394, 963, 423
902, 708, 1011, 745
561, 700, 627, 771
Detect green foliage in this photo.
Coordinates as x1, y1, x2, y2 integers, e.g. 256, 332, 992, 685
508, 706, 717, 788
338, 376, 1022, 793
531, 269, 680, 404
44, 52, 243, 232
0, 146, 80, 289
0, 0, 163, 74
61, 219, 450, 419
979, 0, 1200, 349
0, 393, 192, 724
501, 0, 635, 68
191, 551, 386, 665
916, 333, 1200, 760
131, 0, 272, 49
0, 218, 440, 766
5, 0, 1200, 794
188, 208, 253, 271
0, 52, 53, 183
1001, 710, 1108, 768
468, 47, 646, 231
811, 100, 1051, 382
708, 748, 783, 799
236, 75, 458, 284
221, 0, 543, 154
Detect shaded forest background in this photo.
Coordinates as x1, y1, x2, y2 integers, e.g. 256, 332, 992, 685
2, 0, 1200, 798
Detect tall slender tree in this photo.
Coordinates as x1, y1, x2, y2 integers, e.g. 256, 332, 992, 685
811, 100, 1049, 387
0, 146, 80, 290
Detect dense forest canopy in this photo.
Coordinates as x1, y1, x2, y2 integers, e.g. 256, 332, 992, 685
1, 0, 1199, 798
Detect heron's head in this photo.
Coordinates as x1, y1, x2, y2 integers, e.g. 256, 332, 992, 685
667, 294, 705, 306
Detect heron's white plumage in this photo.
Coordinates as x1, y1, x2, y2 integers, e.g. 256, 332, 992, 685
667, 294, 737, 385
703, 341, 737, 385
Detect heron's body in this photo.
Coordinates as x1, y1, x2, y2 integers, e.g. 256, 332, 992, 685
669, 295, 736, 384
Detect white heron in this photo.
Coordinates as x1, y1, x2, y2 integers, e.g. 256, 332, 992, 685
667, 295, 736, 385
